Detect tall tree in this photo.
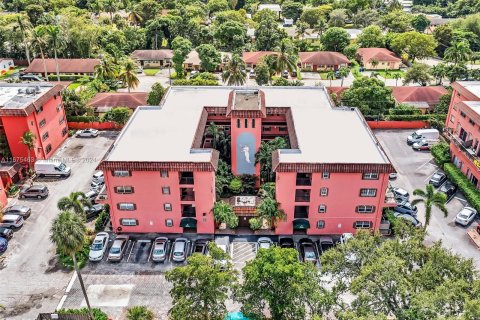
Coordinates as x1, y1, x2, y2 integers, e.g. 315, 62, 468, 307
326, 70, 335, 86
13, 15, 32, 65
165, 253, 237, 320
20, 131, 36, 170
43, 25, 62, 82
410, 14, 431, 32
273, 39, 298, 75
103, 0, 119, 22
390, 31, 437, 62
356, 25, 385, 48
338, 66, 350, 87
51, 211, 93, 320
57, 191, 91, 216
127, 6, 143, 26
255, 137, 287, 182
412, 184, 448, 230
321, 27, 350, 52
403, 63, 432, 86
221, 54, 246, 86
196, 44, 221, 72
444, 41, 472, 65
31, 26, 49, 81
342, 76, 395, 115
256, 196, 286, 228
172, 36, 192, 78
119, 59, 140, 93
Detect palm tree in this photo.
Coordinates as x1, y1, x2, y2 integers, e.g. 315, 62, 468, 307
119, 59, 140, 93
256, 196, 286, 228
13, 15, 32, 65
338, 66, 350, 87
206, 122, 221, 149
444, 41, 472, 65
255, 137, 287, 182
95, 56, 117, 80
103, 0, 119, 22
326, 70, 335, 86
432, 64, 446, 85
43, 25, 62, 82
31, 27, 49, 81
392, 72, 402, 86
127, 7, 143, 26
369, 58, 379, 69
57, 191, 91, 216
127, 306, 154, 320
411, 184, 448, 230
273, 40, 298, 75
212, 201, 236, 227
51, 211, 93, 320
217, 131, 231, 160
222, 54, 247, 86
20, 131, 36, 170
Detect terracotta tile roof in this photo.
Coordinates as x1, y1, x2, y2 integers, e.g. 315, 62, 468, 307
357, 48, 401, 63
242, 51, 277, 64
87, 92, 148, 109
327, 87, 348, 96
390, 86, 448, 106
24, 59, 100, 74
299, 51, 349, 66
184, 50, 201, 66
131, 49, 173, 61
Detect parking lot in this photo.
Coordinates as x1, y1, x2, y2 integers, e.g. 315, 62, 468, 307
0, 132, 117, 319
375, 130, 480, 268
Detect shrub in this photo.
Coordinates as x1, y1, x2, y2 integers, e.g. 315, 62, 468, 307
102, 107, 130, 125
229, 177, 244, 194
58, 308, 108, 320
95, 207, 110, 232
431, 142, 450, 166
249, 218, 262, 230
172, 78, 218, 86
127, 306, 155, 320
388, 104, 422, 115
239, 174, 257, 194
6, 185, 19, 196
66, 115, 99, 122
444, 163, 480, 213
384, 114, 431, 121
226, 214, 239, 229
58, 240, 91, 270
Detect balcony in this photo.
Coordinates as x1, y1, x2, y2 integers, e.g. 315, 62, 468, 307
179, 172, 194, 185
294, 206, 309, 219
180, 188, 195, 201
446, 131, 480, 171
295, 190, 310, 202
296, 173, 311, 186
182, 205, 196, 217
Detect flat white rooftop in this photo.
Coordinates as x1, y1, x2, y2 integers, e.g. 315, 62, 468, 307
104, 86, 390, 165
0, 83, 53, 109
457, 81, 480, 99
464, 101, 480, 116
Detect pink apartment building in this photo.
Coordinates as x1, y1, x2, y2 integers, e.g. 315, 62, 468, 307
445, 81, 480, 189
97, 86, 395, 235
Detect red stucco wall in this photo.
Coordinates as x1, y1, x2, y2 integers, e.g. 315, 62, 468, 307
367, 121, 428, 130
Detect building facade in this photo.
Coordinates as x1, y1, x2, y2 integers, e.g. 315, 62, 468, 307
0, 83, 68, 164
445, 81, 480, 189
98, 87, 395, 235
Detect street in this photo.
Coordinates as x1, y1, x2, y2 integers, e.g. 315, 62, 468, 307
375, 130, 480, 268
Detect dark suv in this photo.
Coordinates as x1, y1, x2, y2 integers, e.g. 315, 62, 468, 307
19, 185, 49, 199
439, 181, 458, 202
429, 172, 447, 188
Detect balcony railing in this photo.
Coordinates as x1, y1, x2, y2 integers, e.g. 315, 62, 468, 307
447, 131, 480, 171
296, 178, 311, 186
181, 194, 195, 201
179, 177, 195, 185
182, 209, 196, 217
295, 195, 310, 202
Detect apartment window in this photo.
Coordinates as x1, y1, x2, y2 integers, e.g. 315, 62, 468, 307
460, 111, 466, 118
114, 186, 134, 194
45, 144, 52, 154
162, 186, 170, 195
237, 119, 241, 128
316, 220, 325, 229
252, 119, 255, 128
245, 118, 248, 128
42, 132, 49, 141
59, 116, 65, 125
279, 127, 287, 132
160, 170, 169, 178
450, 115, 455, 123
120, 218, 138, 226
362, 173, 379, 180
296, 173, 311, 186
164, 203, 172, 211
453, 103, 458, 110
165, 219, 173, 227
360, 188, 377, 197
354, 221, 373, 229
318, 204, 327, 213
320, 187, 329, 196
62, 127, 68, 137
113, 170, 131, 177
37, 106, 44, 113
356, 205, 376, 213
469, 118, 476, 126
294, 206, 309, 218
117, 203, 136, 211
322, 172, 330, 179
39, 119, 46, 127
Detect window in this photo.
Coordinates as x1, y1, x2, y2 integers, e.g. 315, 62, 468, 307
322, 172, 330, 179
117, 203, 136, 211
252, 119, 255, 128
120, 218, 138, 226
164, 203, 172, 211
450, 115, 455, 123
114, 186, 134, 194
453, 103, 458, 110
37, 106, 44, 113
460, 111, 466, 118
356, 205, 376, 213
362, 173, 379, 180
360, 188, 377, 197
56, 104, 62, 112
165, 219, 173, 227
318, 205, 327, 213
162, 186, 170, 195
237, 119, 240, 128
45, 144, 52, 154
113, 170, 131, 177
62, 127, 68, 137
354, 221, 372, 229
42, 132, 49, 141
59, 116, 65, 125
279, 127, 287, 132
160, 170, 169, 178
316, 220, 325, 229
245, 118, 248, 128
469, 118, 476, 126
320, 187, 328, 196
39, 119, 46, 127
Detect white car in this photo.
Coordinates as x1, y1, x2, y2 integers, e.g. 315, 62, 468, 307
92, 171, 104, 184
340, 233, 354, 245
76, 128, 99, 138
257, 237, 273, 251
91, 180, 105, 192
455, 207, 477, 226
89, 232, 109, 261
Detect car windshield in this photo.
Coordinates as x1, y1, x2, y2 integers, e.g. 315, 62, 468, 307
411, 132, 420, 138
305, 251, 316, 259
91, 243, 103, 251
173, 251, 183, 256
459, 213, 469, 219
154, 249, 164, 255
110, 247, 120, 254
57, 163, 66, 171
260, 243, 270, 249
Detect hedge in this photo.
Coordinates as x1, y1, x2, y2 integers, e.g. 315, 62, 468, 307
58, 308, 108, 320
67, 115, 99, 122
431, 142, 450, 166
384, 114, 433, 121
444, 163, 480, 213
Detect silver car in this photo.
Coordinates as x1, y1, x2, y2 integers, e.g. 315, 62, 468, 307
257, 237, 273, 251
4, 205, 31, 219
455, 207, 477, 226
89, 232, 109, 261
0, 214, 24, 229
392, 187, 409, 202
107, 235, 129, 262
172, 238, 189, 262
152, 237, 169, 262
76, 128, 99, 138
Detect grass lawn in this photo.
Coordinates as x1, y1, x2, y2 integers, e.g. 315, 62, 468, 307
375, 70, 405, 79
143, 68, 161, 76
67, 82, 81, 90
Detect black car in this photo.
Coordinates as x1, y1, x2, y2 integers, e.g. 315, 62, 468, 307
318, 236, 334, 254
0, 238, 7, 254
439, 181, 458, 202
0, 227, 13, 240
84, 204, 105, 220
279, 237, 295, 249
429, 172, 447, 188
299, 238, 318, 264
192, 239, 209, 255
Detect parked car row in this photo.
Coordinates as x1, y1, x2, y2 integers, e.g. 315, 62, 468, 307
0, 204, 32, 253
391, 186, 423, 228
407, 129, 440, 151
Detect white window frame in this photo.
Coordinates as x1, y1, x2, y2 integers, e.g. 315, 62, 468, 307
162, 186, 170, 195
362, 173, 379, 180
113, 170, 131, 177
360, 188, 377, 197
318, 205, 327, 213
120, 218, 138, 226
320, 187, 328, 196
356, 205, 375, 213
354, 221, 372, 229
165, 219, 173, 227
115, 186, 134, 194
118, 203, 136, 211
164, 203, 172, 211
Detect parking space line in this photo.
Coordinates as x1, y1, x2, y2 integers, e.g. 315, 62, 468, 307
126, 240, 135, 262
416, 159, 436, 171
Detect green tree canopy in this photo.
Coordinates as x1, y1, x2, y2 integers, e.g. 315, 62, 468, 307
390, 31, 437, 62
321, 27, 350, 52
380, 10, 412, 33
403, 63, 432, 86
281, 1, 303, 21
410, 14, 431, 32
300, 5, 332, 28
147, 82, 166, 105
102, 107, 131, 125
356, 25, 385, 48
196, 43, 221, 72
342, 76, 395, 115
172, 36, 192, 77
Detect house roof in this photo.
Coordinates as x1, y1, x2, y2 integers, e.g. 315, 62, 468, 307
299, 51, 349, 66
24, 59, 100, 74
258, 4, 281, 12
357, 48, 402, 63
0, 83, 64, 116
242, 51, 277, 65
390, 86, 448, 106
131, 49, 173, 61
87, 92, 148, 109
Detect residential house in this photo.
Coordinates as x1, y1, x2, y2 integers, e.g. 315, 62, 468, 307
258, 4, 281, 19
298, 51, 350, 71
243, 51, 277, 69
357, 48, 402, 70
391, 86, 448, 113
184, 51, 231, 71
87, 92, 148, 115
24, 59, 100, 76
130, 50, 173, 68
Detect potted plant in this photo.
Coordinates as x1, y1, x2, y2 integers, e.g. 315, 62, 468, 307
213, 201, 235, 230
249, 218, 262, 231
